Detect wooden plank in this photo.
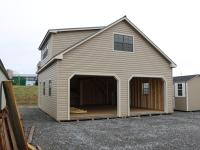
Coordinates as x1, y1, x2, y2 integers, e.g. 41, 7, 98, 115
28, 126, 35, 144
36, 145, 42, 150
5, 111, 18, 149
2, 81, 28, 150
150, 78, 153, 109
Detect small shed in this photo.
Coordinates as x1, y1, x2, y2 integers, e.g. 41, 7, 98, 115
174, 74, 200, 111
0, 59, 9, 110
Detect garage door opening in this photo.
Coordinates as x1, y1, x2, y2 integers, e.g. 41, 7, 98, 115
129, 77, 165, 115
70, 75, 118, 120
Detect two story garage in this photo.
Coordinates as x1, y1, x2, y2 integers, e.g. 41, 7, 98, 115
37, 16, 176, 121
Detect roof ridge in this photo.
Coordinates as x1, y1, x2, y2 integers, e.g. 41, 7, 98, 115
48, 26, 104, 32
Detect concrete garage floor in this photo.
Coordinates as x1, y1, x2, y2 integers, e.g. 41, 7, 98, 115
20, 107, 200, 150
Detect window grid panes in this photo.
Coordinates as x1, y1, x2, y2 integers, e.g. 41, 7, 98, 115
178, 84, 183, 96
114, 34, 133, 52
143, 83, 150, 95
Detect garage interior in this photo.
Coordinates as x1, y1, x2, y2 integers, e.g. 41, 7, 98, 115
70, 75, 117, 120
130, 77, 164, 115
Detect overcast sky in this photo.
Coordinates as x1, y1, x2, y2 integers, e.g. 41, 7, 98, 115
0, 0, 199, 76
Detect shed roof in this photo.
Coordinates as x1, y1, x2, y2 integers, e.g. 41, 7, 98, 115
0, 59, 9, 79
173, 75, 199, 82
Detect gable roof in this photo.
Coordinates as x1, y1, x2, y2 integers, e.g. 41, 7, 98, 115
37, 16, 177, 73
173, 75, 199, 82
0, 59, 9, 79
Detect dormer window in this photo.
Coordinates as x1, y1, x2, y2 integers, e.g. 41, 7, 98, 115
114, 33, 133, 52
42, 44, 48, 59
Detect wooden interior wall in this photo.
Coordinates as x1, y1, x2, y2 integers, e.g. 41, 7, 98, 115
70, 79, 80, 106
130, 78, 164, 111
80, 78, 117, 106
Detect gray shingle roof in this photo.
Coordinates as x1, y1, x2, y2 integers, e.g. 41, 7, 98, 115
173, 75, 199, 82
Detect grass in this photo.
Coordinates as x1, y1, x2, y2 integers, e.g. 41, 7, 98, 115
13, 85, 38, 105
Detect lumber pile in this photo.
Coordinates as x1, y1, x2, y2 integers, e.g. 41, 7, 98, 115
70, 107, 87, 114
0, 81, 39, 150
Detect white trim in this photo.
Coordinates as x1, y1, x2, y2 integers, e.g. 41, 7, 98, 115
112, 32, 135, 53
186, 82, 189, 111
67, 72, 121, 120
128, 74, 168, 116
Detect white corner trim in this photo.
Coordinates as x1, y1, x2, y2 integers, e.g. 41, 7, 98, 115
67, 72, 121, 120
186, 82, 189, 111
127, 74, 168, 115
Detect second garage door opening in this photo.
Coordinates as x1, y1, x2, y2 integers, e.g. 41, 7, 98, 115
70, 75, 118, 120
130, 77, 165, 115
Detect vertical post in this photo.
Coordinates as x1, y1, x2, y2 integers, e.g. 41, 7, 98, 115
2, 81, 28, 150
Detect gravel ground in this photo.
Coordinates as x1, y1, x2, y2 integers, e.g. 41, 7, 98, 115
20, 107, 200, 150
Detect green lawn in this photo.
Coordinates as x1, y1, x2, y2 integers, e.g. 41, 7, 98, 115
13, 86, 38, 105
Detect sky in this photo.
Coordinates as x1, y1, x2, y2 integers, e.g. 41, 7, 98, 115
0, 0, 200, 76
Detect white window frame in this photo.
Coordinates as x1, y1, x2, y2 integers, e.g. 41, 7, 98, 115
113, 32, 135, 53
175, 82, 186, 97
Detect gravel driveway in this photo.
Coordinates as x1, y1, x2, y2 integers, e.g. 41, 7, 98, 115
20, 107, 200, 150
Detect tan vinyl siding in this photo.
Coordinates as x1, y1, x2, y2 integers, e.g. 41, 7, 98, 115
38, 62, 58, 119
51, 30, 99, 56
55, 20, 173, 120
187, 76, 200, 111
174, 97, 187, 111
0, 71, 8, 110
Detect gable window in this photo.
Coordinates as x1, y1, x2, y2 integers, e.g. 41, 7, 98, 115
178, 84, 182, 96
142, 83, 150, 95
49, 80, 52, 96
42, 44, 48, 60
43, 82, 45, 96
114, 34, 133, 52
